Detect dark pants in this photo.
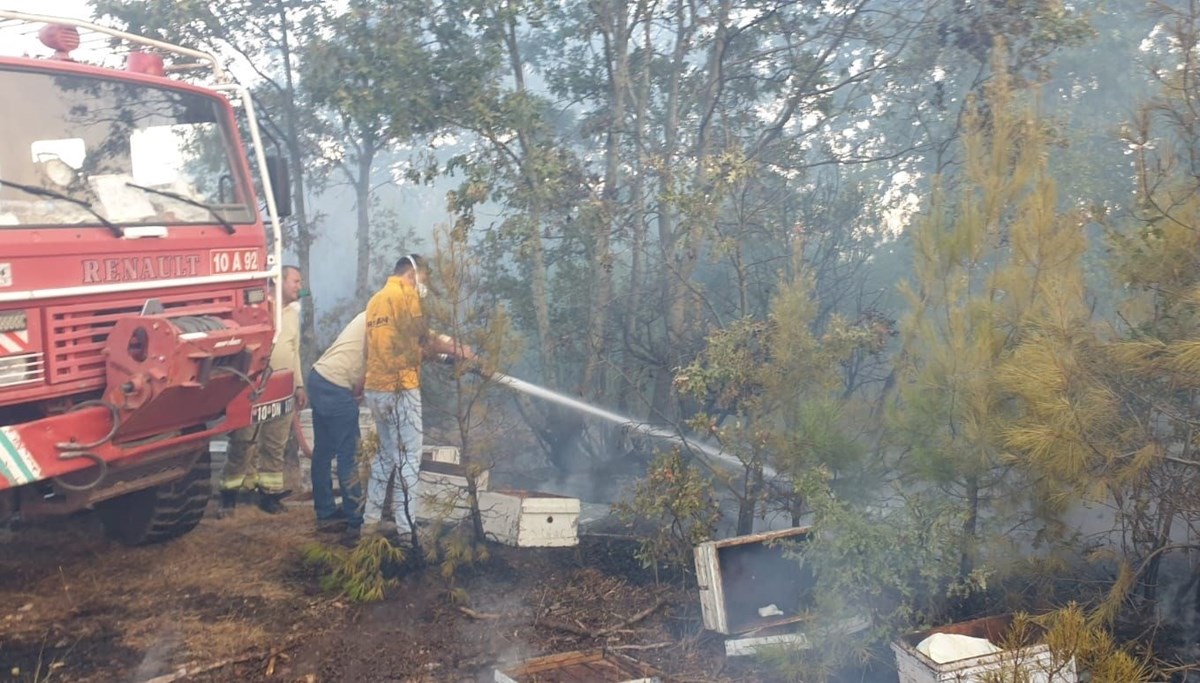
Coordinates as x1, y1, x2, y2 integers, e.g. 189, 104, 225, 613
307, 369, 363, 528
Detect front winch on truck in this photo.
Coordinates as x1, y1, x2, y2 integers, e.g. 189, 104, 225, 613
0, 11, 296, 544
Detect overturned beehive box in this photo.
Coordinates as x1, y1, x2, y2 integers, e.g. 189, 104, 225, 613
892, 614, 1077, 683
694, 527, 814, 636
416, 459, 488, 524
494, 649, 661, 683
479, 490, 580, 547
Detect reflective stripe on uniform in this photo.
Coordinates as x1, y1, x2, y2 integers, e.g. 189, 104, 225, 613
220, 474, 256, 491
255, 471, 284, 493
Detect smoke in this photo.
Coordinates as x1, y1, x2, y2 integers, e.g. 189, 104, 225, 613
460, 575, 537, 682
130, 622, 181, 681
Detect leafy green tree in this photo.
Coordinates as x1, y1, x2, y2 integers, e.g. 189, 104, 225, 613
300, 0, 492, 302
422, 222, 522, 548
612, 449, 721, 583
677, 245, 884, 534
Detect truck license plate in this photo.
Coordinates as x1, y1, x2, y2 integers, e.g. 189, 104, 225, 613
251, 396, 294, 424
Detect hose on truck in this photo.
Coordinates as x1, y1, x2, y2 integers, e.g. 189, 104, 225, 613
52, 452, 107, 492
46, 315, 235, 493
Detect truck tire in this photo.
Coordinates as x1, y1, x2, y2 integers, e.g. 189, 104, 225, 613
97, 448, 212, 545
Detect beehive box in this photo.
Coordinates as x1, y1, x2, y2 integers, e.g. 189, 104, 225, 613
422, 445, 460, 464
722, 615, 870, 657
416, 459, 488, 523
494, 650, 660, 683
694, 527, 814, 635
892, 614, 1078, 683
479, 490, 580, 547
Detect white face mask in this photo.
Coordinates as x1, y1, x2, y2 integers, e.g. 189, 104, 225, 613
405, 255, 428, 298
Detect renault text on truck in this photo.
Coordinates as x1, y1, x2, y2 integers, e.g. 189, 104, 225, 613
0, 11, 296, 544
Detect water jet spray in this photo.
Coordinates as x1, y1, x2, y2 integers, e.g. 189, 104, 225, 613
480, 368, 777, 479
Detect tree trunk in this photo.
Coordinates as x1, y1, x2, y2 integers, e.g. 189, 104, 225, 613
277, 1, 316, 366
354, 143, 376, 301
617, 7, 652, 415
960, 474, 979, 577
650, 0, 691, 424
502, 15, 557, 390
736, 462, 762, 535
581, 0, 630, 403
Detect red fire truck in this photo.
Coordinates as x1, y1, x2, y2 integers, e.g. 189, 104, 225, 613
0, 11, 296, 544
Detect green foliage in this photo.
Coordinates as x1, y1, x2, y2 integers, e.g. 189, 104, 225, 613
612, 450, 721, 581
423, 224, 523, 544
979, 605, 1156, 683
892, 44, 1091, 583
677, 251, 885, 533
420, 525, 491, 604
996, 4, 1200, 619
302, 538, 408, 603
747, 476, 993, 681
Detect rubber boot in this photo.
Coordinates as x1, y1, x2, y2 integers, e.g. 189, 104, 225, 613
216, 490, 237, 519
257, 488, 292, 514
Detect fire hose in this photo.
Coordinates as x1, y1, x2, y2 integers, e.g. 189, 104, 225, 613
476, 366, 773, 478
287, 357, 760, 477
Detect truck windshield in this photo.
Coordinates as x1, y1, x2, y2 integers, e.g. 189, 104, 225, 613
0, 66, 254, 228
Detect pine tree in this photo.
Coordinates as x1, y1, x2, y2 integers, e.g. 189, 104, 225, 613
893, 43, 1090, 581
1001, 4, 1200, 612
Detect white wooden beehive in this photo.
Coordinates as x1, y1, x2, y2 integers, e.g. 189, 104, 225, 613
416, 460, 488, 524
422, 445, 460, 464
694, 527, 813, 635
479, 490, 580, 547
891, 615, 1078, 683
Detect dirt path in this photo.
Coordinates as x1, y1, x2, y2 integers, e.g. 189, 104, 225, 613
1, 504, 783, 682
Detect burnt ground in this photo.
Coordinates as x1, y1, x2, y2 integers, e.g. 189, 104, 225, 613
0, 501, 859, 683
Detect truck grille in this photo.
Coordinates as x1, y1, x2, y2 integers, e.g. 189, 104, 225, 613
46, 292, 236, 384
0, 352, 44, 387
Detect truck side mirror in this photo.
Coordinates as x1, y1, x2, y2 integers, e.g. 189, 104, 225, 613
264, 155, 292, 219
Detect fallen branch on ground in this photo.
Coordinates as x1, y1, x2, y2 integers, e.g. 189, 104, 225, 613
537, 598, 667, 640
594, 598, 666, 637
457, 606, 505, 620
606, 641, 673, 651
536, 616, 594, 638
140, 636, 305, 683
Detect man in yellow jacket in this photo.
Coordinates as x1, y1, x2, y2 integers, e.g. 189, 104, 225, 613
360, 254, 473, 541
218, 265, 308, 516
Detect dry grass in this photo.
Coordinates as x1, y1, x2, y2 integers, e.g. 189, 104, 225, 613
0, 503, 343, 681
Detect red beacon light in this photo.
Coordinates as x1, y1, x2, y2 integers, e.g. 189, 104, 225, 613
127, 51, 166, 77
38, 23, 80, 61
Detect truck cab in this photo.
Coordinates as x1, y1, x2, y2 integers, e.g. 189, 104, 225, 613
0, 11, 295, 544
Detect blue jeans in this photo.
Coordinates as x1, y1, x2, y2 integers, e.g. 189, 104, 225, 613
364, 389, 422, 531
308, 369, 364, 528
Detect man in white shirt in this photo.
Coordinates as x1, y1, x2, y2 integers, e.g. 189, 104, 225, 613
307, 312, 367, 538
